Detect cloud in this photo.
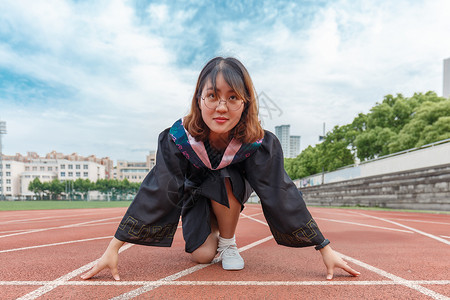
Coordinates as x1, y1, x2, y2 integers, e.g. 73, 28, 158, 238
1, 0, 449, 161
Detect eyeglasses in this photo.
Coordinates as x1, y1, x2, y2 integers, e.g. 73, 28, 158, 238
201, 95, 244, 111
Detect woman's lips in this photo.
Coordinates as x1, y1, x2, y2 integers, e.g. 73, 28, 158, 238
214, 117, 228, 123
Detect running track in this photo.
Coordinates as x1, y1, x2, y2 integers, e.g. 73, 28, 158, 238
1, 205, 449, 299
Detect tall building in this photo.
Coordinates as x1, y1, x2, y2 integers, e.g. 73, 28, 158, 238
289, 135, 301, 158
275, 125, 290, 158
444, 57, 450, 98
275, 125, 301, 158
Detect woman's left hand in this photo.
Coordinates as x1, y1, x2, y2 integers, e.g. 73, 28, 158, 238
319, 245, 360, 280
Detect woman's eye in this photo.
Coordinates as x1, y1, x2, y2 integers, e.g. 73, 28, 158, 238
229, 95, 237, 101
208, 93, 215, 99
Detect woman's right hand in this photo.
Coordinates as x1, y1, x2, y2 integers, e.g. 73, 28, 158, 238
81, 237, 125, 281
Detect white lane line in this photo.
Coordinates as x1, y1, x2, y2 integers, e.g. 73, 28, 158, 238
388, 218, 450, 226
355, 212, 450, 245
440, 235, 450, 239
16, 243, 134, 300
0, 220, 121, 235
240, 213, 268, 226
0, 236, 112, 253
110, 235, 274, 300
2, 280, 450, 286
1, 211, 115, 224
336, 251, 449, 300
315, 217, 414, 234
0, 216, 121, 239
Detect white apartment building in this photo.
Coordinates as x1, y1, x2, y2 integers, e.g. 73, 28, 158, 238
0, 160, 25, 197
117, 151, 156, 183
1, 158, 105, 198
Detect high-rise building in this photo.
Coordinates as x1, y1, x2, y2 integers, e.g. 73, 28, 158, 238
275, 125, 290, 158
444, 57, 450, 98
275, 125, 301, 158
289, 135, 301, 158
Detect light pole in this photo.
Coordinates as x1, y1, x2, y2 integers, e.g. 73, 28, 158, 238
0, 120, 7, 200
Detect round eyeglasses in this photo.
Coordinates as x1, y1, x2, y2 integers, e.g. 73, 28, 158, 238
201, 95, 244, 111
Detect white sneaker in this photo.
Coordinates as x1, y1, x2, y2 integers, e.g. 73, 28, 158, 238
219, 245, 244, 270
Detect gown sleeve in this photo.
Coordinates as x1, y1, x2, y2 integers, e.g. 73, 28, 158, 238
243, 131, 327, 248
114, 128, 186, 247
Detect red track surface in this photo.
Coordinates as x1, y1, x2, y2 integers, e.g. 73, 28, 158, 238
1, 205, 449, 299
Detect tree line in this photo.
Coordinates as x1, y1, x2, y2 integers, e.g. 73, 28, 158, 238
28, 178, 141, 200
284, 91, 450, 180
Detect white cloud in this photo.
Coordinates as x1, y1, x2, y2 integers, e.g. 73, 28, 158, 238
1, 0, 449, 162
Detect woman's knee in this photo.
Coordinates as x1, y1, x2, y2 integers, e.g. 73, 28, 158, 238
191, 233, 218, 264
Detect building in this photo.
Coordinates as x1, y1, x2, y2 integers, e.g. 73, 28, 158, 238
116, 151, 156, 183
275, 125, 290, 158
444, 57, 450, 98
289, 135, 301, 158
275, 125, 301, 158
1, 152, 106, 198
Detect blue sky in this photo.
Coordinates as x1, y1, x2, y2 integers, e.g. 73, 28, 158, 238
1, 0, 450, 162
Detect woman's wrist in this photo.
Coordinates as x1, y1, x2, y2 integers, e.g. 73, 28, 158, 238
315, 239, 330, 251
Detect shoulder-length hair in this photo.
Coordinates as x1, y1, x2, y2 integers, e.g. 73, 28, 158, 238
183, 57, 264, 144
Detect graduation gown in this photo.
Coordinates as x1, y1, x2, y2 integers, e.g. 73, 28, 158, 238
114, 119, 327, 253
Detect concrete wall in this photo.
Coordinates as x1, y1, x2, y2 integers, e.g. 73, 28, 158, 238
296, 140, 450, 187
299, 163, 450, 211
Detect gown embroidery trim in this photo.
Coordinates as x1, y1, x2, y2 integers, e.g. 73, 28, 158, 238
169, 118, 263, 170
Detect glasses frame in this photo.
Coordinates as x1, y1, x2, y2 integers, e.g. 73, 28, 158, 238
201, 96, 244, 111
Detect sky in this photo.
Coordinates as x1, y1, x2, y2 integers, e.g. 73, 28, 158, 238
1, 0, 450, 162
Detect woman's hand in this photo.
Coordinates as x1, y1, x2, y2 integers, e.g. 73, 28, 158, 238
319, 245, 360, 280
81, 237, 125, 280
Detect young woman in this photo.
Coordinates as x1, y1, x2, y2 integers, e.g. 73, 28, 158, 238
81, 57, 360, 280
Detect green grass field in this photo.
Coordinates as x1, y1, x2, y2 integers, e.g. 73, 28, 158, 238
0, 200, 132, 211
0, 201, 447, 214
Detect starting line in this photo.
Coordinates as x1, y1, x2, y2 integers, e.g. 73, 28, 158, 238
1, 280, 449, 286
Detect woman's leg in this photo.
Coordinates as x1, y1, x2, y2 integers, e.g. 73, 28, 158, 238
210, 178, 241, 238
191, 178, 242, 265
191, 212, 219, 264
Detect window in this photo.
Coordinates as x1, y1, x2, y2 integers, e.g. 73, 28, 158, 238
6, 172, 11, 176
6, 187, 11, 191
25, 175, 30, 178
84, 164, 88, 169
61, 172, 65, 177
40, 167, 45, 171
68, 172, 73, 177
6, 179, 11, 184
76, 172, 81, 177
6, 164, 10, 169
76, 165, 81, 169
25, 166, 30, 171
83, 172, 88, 177
61, 165, 65, 169
48, 167, 53, 171
68, 165, 73, 169
32, 167, 37, 171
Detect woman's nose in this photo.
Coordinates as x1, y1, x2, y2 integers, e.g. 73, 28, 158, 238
215, 100, 228, 112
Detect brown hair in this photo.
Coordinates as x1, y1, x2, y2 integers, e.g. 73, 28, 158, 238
183, 57, 264, 143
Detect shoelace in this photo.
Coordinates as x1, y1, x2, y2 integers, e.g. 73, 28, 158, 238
218, 245, 239, 258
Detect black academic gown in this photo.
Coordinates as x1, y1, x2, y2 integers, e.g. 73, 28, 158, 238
115, 121, 327, 253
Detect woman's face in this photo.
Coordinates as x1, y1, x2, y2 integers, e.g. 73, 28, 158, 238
199, 72, 244, 144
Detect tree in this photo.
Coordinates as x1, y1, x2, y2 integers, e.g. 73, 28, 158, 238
284, 91, 449, 180
28, 178, 44, 200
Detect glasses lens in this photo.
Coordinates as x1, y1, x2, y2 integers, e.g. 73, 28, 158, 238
203, 97, 243, 110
